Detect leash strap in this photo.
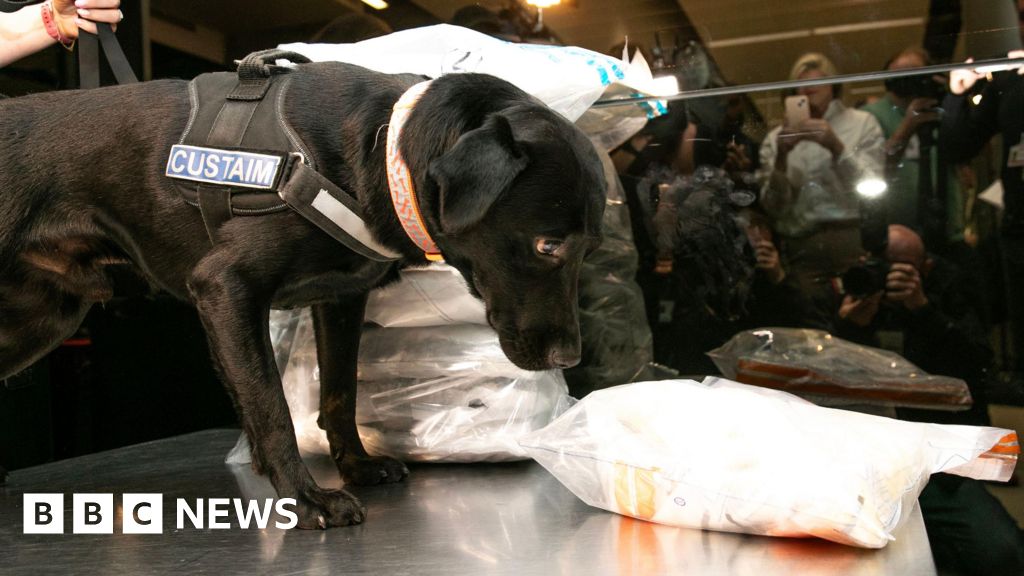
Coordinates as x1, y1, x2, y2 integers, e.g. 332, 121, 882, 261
0, 1, 137, 87
78, 22, 137, 88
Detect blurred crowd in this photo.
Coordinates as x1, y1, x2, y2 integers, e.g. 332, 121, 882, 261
604, 25, 1024, 576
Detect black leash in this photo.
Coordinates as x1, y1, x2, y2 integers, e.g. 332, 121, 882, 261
1, 0, 137, 87
77, 21, 137, 87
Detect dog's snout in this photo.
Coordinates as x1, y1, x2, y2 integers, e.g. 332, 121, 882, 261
548, 347, 580, 369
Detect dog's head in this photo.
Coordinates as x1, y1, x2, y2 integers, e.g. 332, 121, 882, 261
427, 103, 606, 371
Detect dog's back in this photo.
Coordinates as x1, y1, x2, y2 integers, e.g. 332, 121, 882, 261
0, 81, 192, 266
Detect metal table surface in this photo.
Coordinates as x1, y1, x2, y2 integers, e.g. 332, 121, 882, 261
0, 429, 936, 575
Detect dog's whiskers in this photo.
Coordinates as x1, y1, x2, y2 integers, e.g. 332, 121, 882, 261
372, 123, 389, 153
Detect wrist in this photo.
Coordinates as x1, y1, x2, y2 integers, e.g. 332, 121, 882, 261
41, 1, 75, 49
891, 124, 913, 147
828, 137, 844, 159
905, 295, 928, 311
885, 139, 907, 159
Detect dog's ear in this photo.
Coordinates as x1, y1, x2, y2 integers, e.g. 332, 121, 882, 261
429, 114, 528, 234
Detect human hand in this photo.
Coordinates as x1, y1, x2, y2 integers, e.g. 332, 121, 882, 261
775, 125, 803, 153
795, 118, 844, 158
902, 97, 941, 129
1009, 50, 1024, 76
949, 58, 983, 95
751, 238, 785, 284
723, 142, 752, 174
839, 292, 882, 327
885, 263, 928, 310
53, 0, 121, 38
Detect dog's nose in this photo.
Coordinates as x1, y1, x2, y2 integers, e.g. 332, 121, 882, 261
548, 348, 580, 369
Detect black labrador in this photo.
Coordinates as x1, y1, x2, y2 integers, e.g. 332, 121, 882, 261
0, 61, 606, 527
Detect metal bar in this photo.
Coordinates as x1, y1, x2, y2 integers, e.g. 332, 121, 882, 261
592, 56, 1024, 107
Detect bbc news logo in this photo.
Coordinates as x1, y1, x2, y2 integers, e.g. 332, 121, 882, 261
23, 494, 298, 534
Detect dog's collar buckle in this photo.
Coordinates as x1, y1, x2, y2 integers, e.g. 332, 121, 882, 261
386, 80, 444, 263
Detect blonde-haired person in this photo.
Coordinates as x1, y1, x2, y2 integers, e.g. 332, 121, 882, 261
0, 0, 121, 68
758, 52, 884, 317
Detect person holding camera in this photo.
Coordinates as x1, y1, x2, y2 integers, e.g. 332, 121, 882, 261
834, 223, 1023, 576
836, 224, 990, 413
861, 47, 964, 251
758, 52, 885, 320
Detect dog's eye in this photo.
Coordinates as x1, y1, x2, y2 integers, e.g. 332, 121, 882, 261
535, 238, 565, 257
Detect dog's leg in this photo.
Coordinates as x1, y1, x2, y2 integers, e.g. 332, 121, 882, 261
0, 269, 92, 381
188, 254, 365, 529
312, 299, 409, 485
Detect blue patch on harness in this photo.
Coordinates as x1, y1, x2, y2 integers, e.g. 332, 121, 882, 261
165, 145, 283, 190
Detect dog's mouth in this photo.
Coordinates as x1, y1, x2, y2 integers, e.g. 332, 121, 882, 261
488, 311, 581, 371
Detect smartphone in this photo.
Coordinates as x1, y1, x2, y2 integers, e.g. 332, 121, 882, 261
784, 95, 810, 127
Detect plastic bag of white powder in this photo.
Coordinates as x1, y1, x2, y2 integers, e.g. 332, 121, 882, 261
519, 377, 1018, 548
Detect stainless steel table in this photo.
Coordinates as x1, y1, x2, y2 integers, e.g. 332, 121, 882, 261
0, 429, 936, 575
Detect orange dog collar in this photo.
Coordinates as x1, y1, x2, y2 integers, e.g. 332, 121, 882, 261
386, 80, 444, 262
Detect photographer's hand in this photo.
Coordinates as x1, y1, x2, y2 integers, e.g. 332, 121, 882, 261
723, 142, 752, 174
773, 127, 802, 171
949, 58, 983, 95
751, 238, 785, 284
797, 118, 844, 159
1009, 50, 1024, 77
885, 98, 940, 159
885, 263, 928, 310
900, 98, 940, 133
839, 292, 882, 327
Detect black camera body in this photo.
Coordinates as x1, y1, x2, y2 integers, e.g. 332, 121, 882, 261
884, 74, 946, 102
840, 257, 889, 298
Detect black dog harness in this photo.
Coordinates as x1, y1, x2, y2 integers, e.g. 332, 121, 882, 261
165, 49, 401, 262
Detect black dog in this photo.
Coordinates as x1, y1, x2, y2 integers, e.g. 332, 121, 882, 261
0, 61, 605, 528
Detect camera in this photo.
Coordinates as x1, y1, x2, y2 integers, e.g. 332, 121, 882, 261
884, 74, 946, 102
839, 258, 889, 298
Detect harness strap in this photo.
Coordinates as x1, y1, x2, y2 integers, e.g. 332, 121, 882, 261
164, 49, 400, 261
194, 97, 260, 243
192, 49, 311, 244
278, 161, 402, 262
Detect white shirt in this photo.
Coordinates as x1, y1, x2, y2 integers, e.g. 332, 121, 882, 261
758, 100, 885, 237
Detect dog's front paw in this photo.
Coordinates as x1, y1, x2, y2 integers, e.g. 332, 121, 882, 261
340, 455, 409, 486
294, 488, 366, 529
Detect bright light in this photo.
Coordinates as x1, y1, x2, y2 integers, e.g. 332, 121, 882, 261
856, 178, 888, 199
361, 0, 388, 9
972, 94, 984, 105
527, 0, 562, 7
649, 75, 680, 97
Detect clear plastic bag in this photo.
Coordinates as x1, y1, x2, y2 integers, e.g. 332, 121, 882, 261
227, 311, 571, 464
564, 147, 655, 396
707, 328, 972, 410
519, 377, 1018, 548
358, 373, 571, 463
279, 24, 665, 149
364, 264, 486, 328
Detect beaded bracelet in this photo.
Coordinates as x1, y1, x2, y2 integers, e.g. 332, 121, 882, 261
41, 0, 76, 51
